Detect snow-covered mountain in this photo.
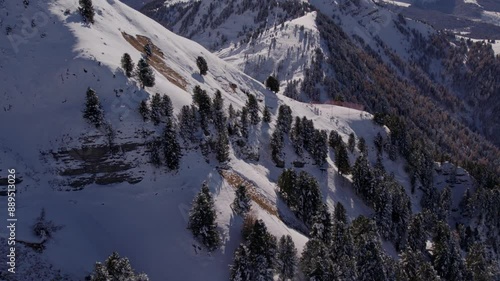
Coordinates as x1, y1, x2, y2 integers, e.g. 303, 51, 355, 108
0, 0, 499, 280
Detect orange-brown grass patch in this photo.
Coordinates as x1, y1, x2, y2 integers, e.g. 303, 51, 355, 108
219, 169, 278, 216
121, 32, 187, 90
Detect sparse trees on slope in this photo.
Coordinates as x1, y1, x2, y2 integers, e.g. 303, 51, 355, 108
136, 58, 155, 88
83, 87, 104, 128
188, 182, 221, 251
121, 53, 134, 77
196, 56, 208, 75
79, 0, 95, 24
233, 185, 251, 215
276, 235, 298, 281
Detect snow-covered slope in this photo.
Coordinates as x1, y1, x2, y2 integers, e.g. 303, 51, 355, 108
0, 0, 438, 280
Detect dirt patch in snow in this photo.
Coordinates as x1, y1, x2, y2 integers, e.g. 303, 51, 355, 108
219, 169, 278, 216
122, 32, 187, 91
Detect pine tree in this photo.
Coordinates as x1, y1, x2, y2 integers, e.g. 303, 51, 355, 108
348, 133, 356, 153
193, 86, 212, 134
331, 202, 357, 281
351, 216, 388, 281
313, 129, 328, 166
276, 235, 298, 281
271, 129, 285, 167
230, 244, 252, 281
148, 139, 162, 167
139, 100, 150, 121
246, 93, 260, 125
329, 130, 342, 150
212, 90, 226, 132
358, 137, 367, 155
150, 93, 162, 125
300, 238, 333, 281
161, 94, 173, 121
407, 213, 427, 253
233, 185, 251, 215
265, 76, 280, 93
335, 141, 350, 175
196, 56, 208, 75
276, 105, 293, 132
291, 116, 304, 157
121, 53, 134, 77
83, 87, 104, 128
433, 222, 465, 281
263, 106, 271, 123
438, 185, 452, 221
162, 119, 181, 170
215, 129, 230, 163
136, 58, 155, 88
310, 204, 333, 244
466, 243, 495, 281
399, 249, 439, 281
240, 106, 249, 139
178, 105, 197, 143
247, 220, 277, 281
90, 252, 149, 281
79, 0, 95, 24
188, 182, 221, 251
374, 132, 384, 156
352, 155, 374, 199
144, 42, 153, 58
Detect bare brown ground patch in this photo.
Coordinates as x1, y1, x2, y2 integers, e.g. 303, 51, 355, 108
219, 169, 278, 216
121, 32, 187, 91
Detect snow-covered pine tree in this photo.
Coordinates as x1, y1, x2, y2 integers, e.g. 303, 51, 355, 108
276, 235, 298, 281
215, 129, 230, 163
246, 93, 260, 125
271, 129, 285, 167
331, 202, 356, 281
196, 56, 208, 75
352, 155, 374, 198
291, 116, 304, 157
90, 252, 149, 281
263, 106, 271, 123
188, 182, 221, 251
144, 42, 153, 58
147, 139, 162, 167
178, 105, 197, 143
150, 93, 162, 125
335, 141, 350, 175
328, 130, 342, 150
136, 58, 155, 88
407, 213, 427, 253
121, 53, 134, 77
139, 100, 150, 121
296, 171, 323, 227
230, 244, 252, 281
438, 185, 452, 222
162, 119, 181, 170
432, 222, 465, 281
233, 185, 251, 215
276, 105, 292, 133
79, 0, 95, 24
239, 106, 249, 139
351, 216, 388, 281
193, 86, 212, 134
348, 133, 356, 153
358, 137, 367, 155
465, 243, 495, 281
399, 249, 440, 281
312, 129, 328, 167
300, 238, 333, 281
161, 94, 173, 121
83, 87, 104, 128
212, 90, 227, 132
247, 220, 277, 281
310, 204, 333, 245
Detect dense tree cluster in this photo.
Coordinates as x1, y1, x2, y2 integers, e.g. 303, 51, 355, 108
89, 252, 149, 281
